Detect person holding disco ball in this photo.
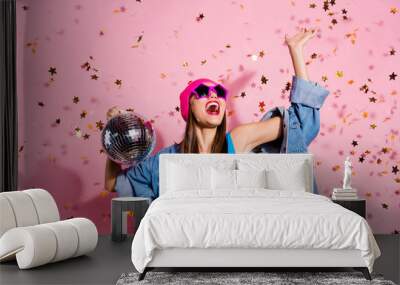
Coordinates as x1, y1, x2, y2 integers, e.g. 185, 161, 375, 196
104, 28, 330, 199
101, 111, 156, 166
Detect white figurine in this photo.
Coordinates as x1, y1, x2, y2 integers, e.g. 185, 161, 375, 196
342, 156, 352, 190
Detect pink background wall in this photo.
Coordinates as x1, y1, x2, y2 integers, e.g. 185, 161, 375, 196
16, 0, 399, 234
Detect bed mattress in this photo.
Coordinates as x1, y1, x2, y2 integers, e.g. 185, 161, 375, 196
131, 189, 380, 273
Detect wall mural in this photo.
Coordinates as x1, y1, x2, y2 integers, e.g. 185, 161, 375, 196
17, 0, 399, 234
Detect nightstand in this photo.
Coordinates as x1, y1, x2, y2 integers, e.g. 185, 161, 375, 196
111, 197, 151, 242
332, 199, 366, 218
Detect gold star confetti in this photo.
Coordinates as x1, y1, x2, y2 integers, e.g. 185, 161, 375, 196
345, 29, 358, 45
196, 13, 205, 22
96, 121, 104, 131
132, 33, 144, 48
26, 40, 38, 54
258, 101, 266, 113
261, 75, 268, 84
336, 70, 344, 78
74, 128, 82, 138
48, 66, 57, 76
80, 110, 88, 119
389, 72, 397, 80
81, 61, 91, 71
114, 79, 122, 87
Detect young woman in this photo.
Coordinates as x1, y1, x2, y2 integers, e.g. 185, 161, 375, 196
104, 28, 330, 198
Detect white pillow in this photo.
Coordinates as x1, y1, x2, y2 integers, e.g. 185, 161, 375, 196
167, 162, 212, 191
211, 168, 237, 190
237, 158, 310, 192
266, 167, 307, 191
236, 169, 268, 189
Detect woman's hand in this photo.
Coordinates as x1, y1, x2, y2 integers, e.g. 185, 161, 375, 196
284, 28, 317, 81
104, 106, 126, 192
284, 27, 316, 52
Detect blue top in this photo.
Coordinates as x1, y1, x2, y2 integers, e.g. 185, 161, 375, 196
226, 132, 236, 154
115, 75, 330, 198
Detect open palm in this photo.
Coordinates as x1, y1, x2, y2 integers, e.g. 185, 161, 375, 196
284, 28, 316, 49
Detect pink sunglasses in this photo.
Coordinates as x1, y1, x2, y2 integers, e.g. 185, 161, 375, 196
190, 83, 228, 100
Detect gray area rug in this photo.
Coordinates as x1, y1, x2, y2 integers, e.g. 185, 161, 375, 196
116, 271, 396, 285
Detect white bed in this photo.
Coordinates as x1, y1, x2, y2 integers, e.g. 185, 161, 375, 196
131, 154, 381, 280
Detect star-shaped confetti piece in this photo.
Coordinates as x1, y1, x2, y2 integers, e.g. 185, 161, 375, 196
261, 75, 268, 84
81, 61, 91, 71
73, 96, 80, 104
381, 147, 389, 153
48, 66, 57, 76
196, 13, 205, 22
115, 79, 122, 87
389, 72, 397, 80
96, 120, 104, 131
392, 165, 399, 175
80, 110, 88, 119
336, 70, 344, 78
351, 140, 358, 147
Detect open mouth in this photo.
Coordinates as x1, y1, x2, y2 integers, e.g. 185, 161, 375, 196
205, 100, 220, 116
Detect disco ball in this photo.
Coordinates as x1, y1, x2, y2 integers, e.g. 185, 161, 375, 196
101, 112, 156, 166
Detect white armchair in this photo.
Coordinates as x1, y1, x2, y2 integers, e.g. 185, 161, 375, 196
0, 189, 98, 269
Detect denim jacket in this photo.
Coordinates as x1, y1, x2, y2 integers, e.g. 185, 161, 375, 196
115, 75, 330, 198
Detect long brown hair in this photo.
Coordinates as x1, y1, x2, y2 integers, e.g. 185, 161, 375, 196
178, 97, 227, 153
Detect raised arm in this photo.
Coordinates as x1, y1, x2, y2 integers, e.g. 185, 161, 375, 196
231, 28, 319, 153
284, 27, 317, 81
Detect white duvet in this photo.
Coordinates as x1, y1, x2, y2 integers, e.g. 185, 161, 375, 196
131, 189, 381, 273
